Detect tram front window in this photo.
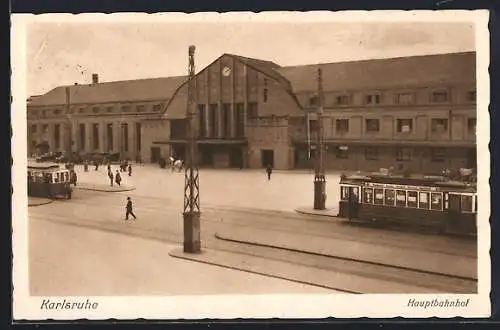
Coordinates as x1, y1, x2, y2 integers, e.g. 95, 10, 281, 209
449, 194, 461, 212
341, 186, 349, 201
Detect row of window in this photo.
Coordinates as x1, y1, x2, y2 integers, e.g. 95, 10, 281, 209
29, 104, 163, 117
316, 117, 477, 135
316, 146, 446, 162
340, 186, 475, 213
308, 89, 476, 107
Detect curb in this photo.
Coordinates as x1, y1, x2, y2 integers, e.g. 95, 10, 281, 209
75, 185, 136, 193
294, 207, 339, 218
168, 248, 358, 294
214, 232, 477, 281
28, 199, 54, 207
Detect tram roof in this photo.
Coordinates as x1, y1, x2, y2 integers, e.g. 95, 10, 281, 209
341, 172, 476, 192
28, 161, 61, 170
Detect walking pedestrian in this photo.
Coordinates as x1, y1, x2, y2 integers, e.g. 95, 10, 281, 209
128, 163, 132, 177
125, 197, 137, 220
115, 170, 122, 186
107, 163, 111, 173
266, 164, 273, 181
108, 170, 114, 187
94, 160, 99, 171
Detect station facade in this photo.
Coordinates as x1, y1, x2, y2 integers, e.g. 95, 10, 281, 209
27, 51, 477, 174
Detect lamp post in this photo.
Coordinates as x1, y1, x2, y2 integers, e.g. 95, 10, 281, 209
182, 45, 201, 253
313, 68, 326, 210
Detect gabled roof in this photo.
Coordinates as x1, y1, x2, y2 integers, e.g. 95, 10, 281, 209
276, 51, 476, 93
28, 76, 187, 107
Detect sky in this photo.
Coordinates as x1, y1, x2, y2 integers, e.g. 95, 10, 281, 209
26, 21, 475, 96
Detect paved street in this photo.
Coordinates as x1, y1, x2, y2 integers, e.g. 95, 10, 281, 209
30, 218, 332, 296
73, 163, 342, 213
28, 165, 477, 294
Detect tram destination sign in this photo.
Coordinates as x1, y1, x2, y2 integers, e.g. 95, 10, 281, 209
364, 182, 440, 192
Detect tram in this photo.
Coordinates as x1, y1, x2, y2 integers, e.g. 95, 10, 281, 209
28, 162, 73, 199
338, 173, 477, 236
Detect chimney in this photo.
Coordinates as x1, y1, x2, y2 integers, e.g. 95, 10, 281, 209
92, 73, 99, 84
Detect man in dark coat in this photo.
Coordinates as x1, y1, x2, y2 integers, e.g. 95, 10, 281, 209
115, 170, 122, 186
125, 197, 137, 220
128, 163, 132, 177
108, 170, 114, 187
266, 164, 273, 181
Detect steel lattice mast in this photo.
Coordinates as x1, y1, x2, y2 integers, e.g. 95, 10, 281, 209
182, 45, 201, 253
313, 68, 326, 210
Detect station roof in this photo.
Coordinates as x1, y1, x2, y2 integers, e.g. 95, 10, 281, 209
276, 51, 476, 93
28, 51, 475, 108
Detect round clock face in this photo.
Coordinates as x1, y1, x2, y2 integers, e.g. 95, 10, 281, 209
222, 66, 232, 76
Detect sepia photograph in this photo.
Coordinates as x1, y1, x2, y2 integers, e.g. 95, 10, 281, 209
12, 11, 490, 319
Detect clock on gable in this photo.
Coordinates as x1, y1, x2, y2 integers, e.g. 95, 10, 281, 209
222, 66, 232, 77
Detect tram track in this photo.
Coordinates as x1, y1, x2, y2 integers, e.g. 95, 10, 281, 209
39, 191, 477, 259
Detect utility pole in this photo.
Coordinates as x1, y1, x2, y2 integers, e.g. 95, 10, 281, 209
65, 87, 73, 160
313, 68, 326, 210
182, 45, 201, 253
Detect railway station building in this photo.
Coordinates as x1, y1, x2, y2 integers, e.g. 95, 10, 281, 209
27, 51, 476, 174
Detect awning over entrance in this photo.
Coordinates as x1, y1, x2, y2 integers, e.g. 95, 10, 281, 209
293, 139, 476, 148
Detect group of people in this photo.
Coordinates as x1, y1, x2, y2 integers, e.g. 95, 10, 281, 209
107, 162, 132, 187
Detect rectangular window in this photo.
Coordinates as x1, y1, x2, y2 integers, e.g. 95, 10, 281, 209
42, 124, 48, 133
396, 190, 406, 207
365, 94, 381, 105
396, 119, 413, 133
121, 106, 131, 112
235, 103, 245, 137
335, 95, 349, 105
209, 104, 218, 138
222, 103, 231, 138
374, 188, 384, 205
336, 119, 349, 133
467, 90, 476, 102
431, 118, 448, 133
407, 191, 418, 208
340, 187, 349, 201
431, 148, 446, 162
418, 192, 430, 209
309, 96, 318, 107
31, 124, 37, 133
122, 123, 129, 151
365, 147, 378, 160
152, 104, 162, 112
263, 89, 268, 102
431, 193, 443, 211
136, 123, 141, 151
432, 90, 448, 103
92, 124, 99, 150
92, 107, 99, 114
106, 106, 113, 113
107, 123, 113, 151
365, 119, 380, 132
79, 123, 86, 150
197, 104, 206, 138
384, 189, 395, 206
467, 118, 476, 135
363, 187, 374, 204
396, 148, 412, 161
136, 105, 145, 112
247, 102, 258, 119
54, 124, 60, 149
461, 195, 473, 212
396, 93, 413, 104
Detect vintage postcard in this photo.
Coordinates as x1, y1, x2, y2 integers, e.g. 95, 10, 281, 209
12, 11, 491, 319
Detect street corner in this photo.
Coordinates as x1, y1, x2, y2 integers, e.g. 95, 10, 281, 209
74, 183, 136, 193
294, 206, 339, 218
28, 197, 54, 207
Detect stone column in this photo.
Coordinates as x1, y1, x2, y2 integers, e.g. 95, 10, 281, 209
114, 122, 122, 155
71, 119, 78, 153
99, 122, 106, 153
85, 122, 92, 153
130, 121, 137, 160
